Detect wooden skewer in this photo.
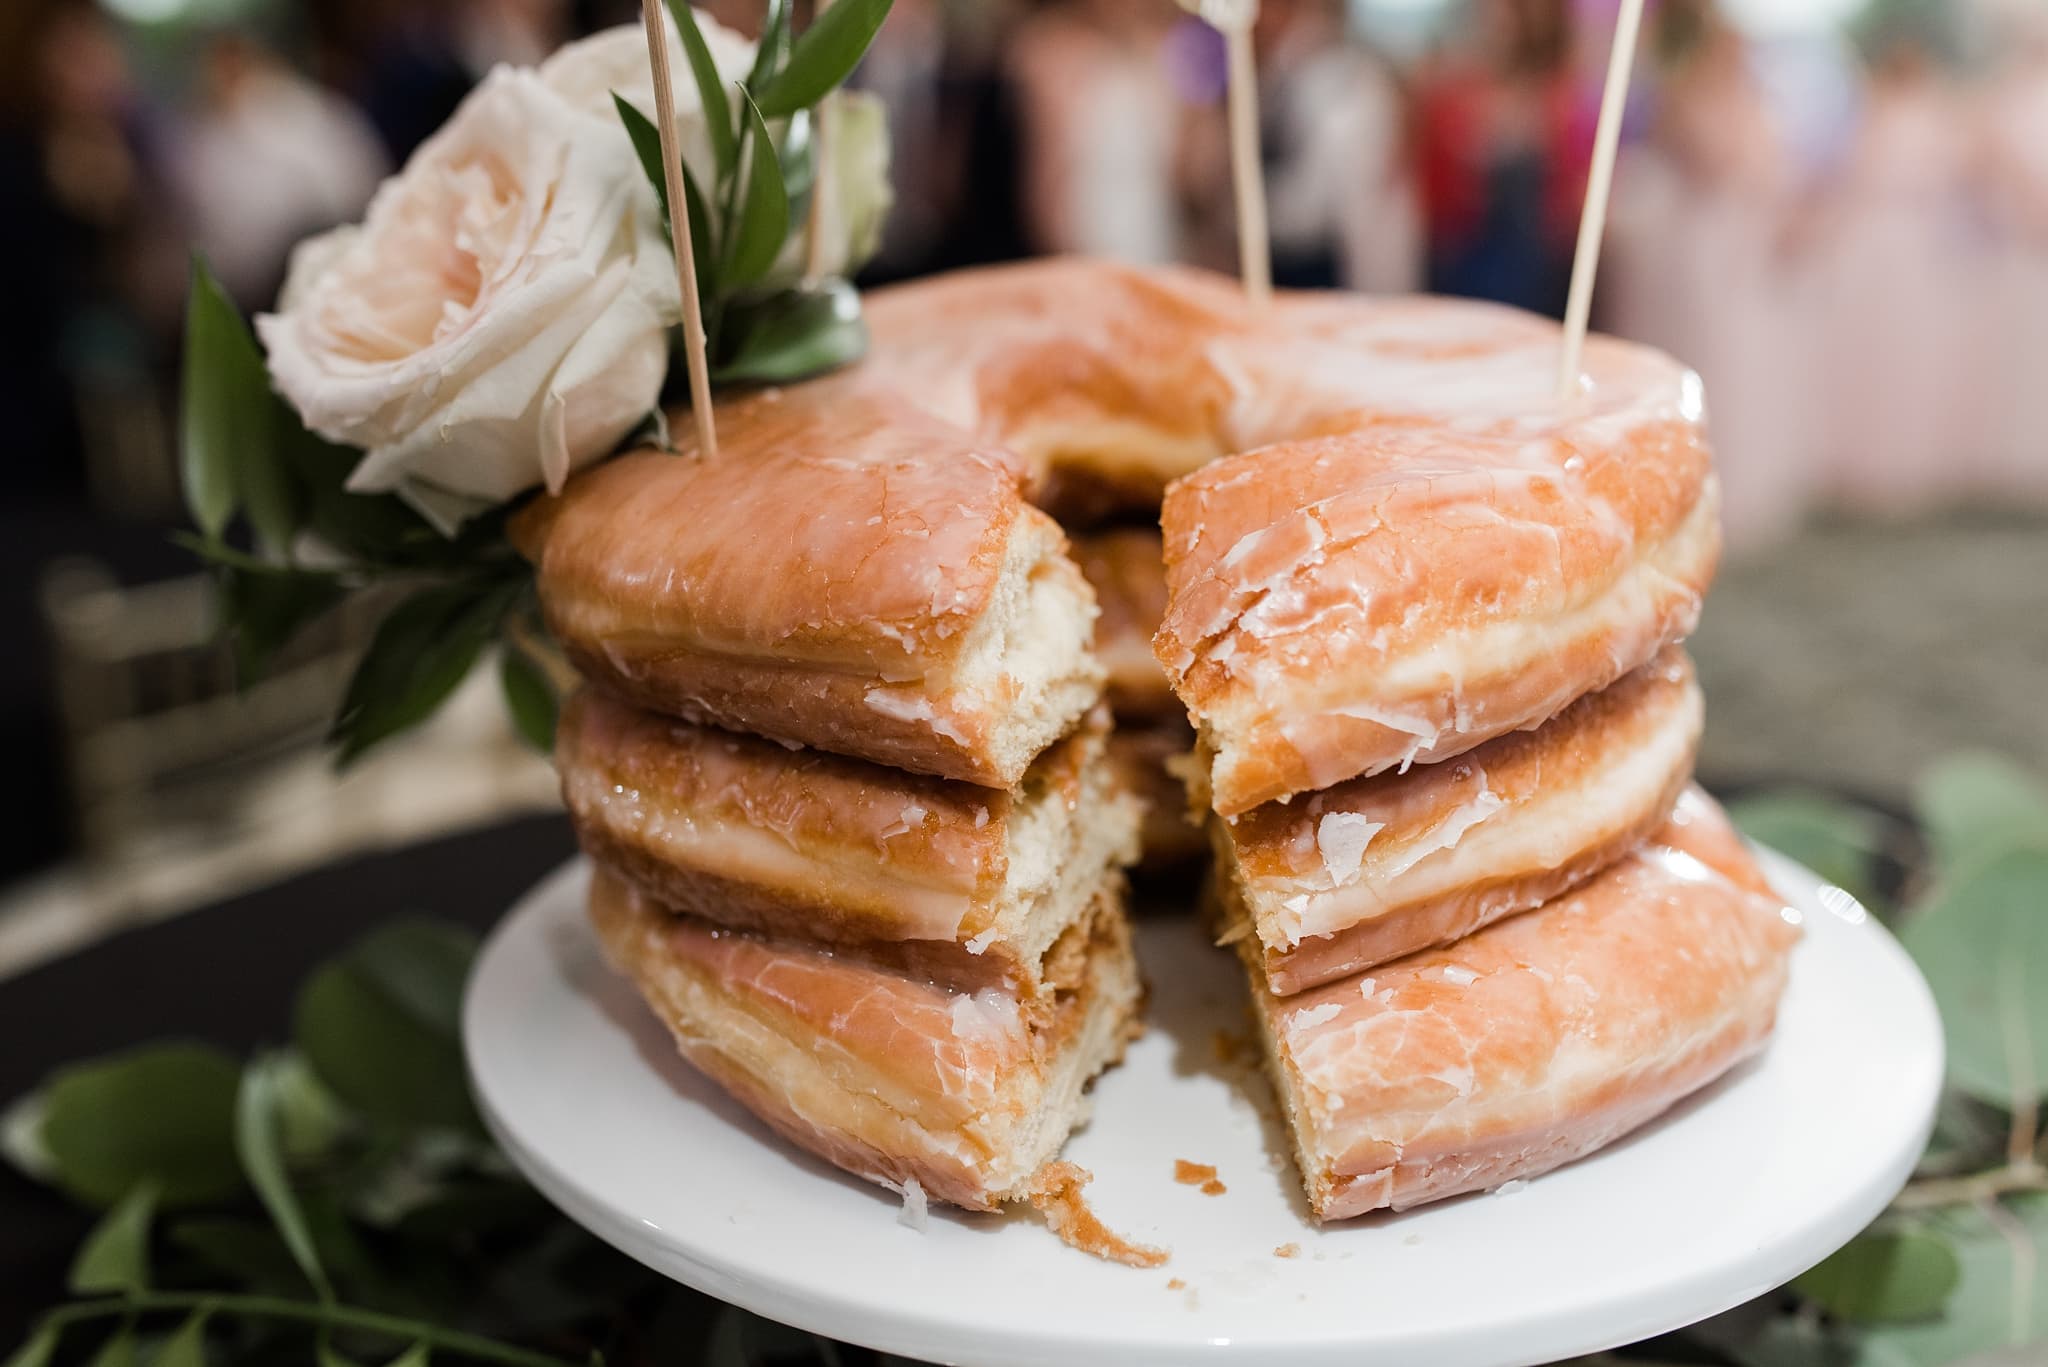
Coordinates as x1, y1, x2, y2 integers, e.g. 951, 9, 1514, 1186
1557, 0, 1646, 403
642, 0, 719, 457
1223, 18, 1270, 307
803, 0, 835, 281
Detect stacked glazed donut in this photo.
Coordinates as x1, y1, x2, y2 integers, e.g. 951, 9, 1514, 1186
520, 259, 1801, 1227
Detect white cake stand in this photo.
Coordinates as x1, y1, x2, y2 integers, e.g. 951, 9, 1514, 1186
464, 846, 1943, 1367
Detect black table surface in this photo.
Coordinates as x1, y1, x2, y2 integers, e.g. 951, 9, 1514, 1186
0, 814, 580, 1346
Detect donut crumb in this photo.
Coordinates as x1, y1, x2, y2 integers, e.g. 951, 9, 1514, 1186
1025, 1162, 1169, 1268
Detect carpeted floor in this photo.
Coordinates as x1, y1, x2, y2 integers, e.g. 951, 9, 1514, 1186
1690, 507, 2048, 803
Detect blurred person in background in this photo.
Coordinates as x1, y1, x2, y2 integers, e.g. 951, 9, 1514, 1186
1808, 19, 1979, 514
1252, 0, 1422, 292
1608, 1, 1810, 548
0, 0, 181, 499
1972, 0, 2048, 501
1414, 0, 1582, 315
171, 31, 390, 311
1005, 0, 1186, 262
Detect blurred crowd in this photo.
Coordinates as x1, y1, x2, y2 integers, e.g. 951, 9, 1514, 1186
7, 0, 2048, 531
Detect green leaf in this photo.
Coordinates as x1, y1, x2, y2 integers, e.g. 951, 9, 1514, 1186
1796, 1228, 1962, 1323
2, 1326, 58, 1367
614, 95, 718, 296
1730, 790, 1889, 915
722, 90, 791, 287
1849, 1196, 2048, 1365
712, 283, 868, 385
751, 0, 892, 118
1899, 848, 2048, 1108
665, 0, 736, 177
1918, 754, 2048, 880
235, 1053, 332, 1300
318, 1344, 363, 1367
329, 576, 522, 767
295, 922, 480, 1131
85, 1326, 136, 1367
38, 1044, 243, 1209
499, 648, 558, 752
778, 108, 814, 204
152, 1310, 210, 1367
69, 1182, 158, 1295
381, 1346, 430, 1367
217, 563, 348, 684
745, 0, 792, 93
180, 258, 267, 541
1, 1090, 55, 1183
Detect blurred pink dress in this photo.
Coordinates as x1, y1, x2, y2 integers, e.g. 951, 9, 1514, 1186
1608, 36, 1808, 549
1806, 73, 1982, 512
1975, 59, 2048, 500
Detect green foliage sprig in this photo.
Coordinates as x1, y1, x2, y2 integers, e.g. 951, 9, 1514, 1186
614, 0, 889, 389
176, 0, 892, 767
1, 923, 871, 1367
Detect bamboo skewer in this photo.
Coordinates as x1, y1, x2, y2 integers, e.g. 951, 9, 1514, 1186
1180, 0, 1269, 305
1224, 19, 1270, 306
1557, 0, 1646, 402
642, 0, 720, 457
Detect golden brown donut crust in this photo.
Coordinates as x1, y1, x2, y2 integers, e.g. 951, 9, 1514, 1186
1246, 789, 1799, 1221
1218, 648, 1702, 992
559, 691, 1136, 995
588, 868, 1144, 1212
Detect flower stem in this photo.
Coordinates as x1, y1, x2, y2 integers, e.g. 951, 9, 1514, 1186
34, 1293, 578, 1367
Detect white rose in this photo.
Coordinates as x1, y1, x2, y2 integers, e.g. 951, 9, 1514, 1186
257, 65, 676, 521
537, 10, 755, 177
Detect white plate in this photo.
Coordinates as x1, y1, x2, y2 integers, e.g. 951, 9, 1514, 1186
465, 847, 1943, 1367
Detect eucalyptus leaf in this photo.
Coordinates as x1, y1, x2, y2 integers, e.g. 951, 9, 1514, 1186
1, 1326, 58, 1367
236, 1052, 333, 1299
1795, 1227, 1961, 1323
665, 0, 736, 177
713, 283, 867, 385
329, 575, 522, 767
1, 1090, 55, 1183
1849, 1196, 2048, 1366
180, 257, 269, 542
152, 1311, 211, 1367
1899, 848, 2048, 1108
1917, 754, 2048, 879
751, 0, 892, 118
85, 1326, 136, 1367
295, 923, 480, 1132
38, 1044, 243, 1209
723, 91, 790, 287
499, 648, 558, 752
1730, 791, 1888, 915
69, 1182, 158, 1295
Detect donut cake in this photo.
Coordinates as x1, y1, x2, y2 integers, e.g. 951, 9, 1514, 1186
518, 258, 1797, 1233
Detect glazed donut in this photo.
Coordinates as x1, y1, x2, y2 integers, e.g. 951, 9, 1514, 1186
513, 376, 1103, 788
1070, 526, 1177, 721
524, 260, 1712, 812
588, 867, 1144, 1213
1214, 648, 1702, 994
557, 691, 1137, 996
1241, 788, 1798, 1221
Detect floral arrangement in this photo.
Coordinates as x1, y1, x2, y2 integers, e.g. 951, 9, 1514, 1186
177, 0, 894, 762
